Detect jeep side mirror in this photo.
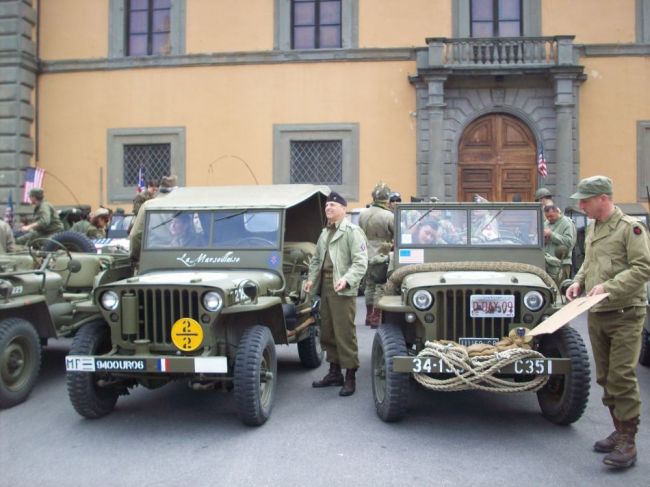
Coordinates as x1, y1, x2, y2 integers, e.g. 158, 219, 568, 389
67, 259, 82, 274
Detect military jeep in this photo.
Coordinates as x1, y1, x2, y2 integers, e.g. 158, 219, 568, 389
372, 202, 591, 424
0, 240, 133, 408
65, 185, 327, 426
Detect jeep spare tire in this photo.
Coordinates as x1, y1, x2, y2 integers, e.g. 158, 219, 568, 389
46, 231, 96, 253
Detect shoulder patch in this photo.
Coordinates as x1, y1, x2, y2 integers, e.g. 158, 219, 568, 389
633, 226, 642, 235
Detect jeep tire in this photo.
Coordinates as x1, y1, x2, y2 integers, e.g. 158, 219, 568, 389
66, 320, 119, 419
234, 325, 277, 426
536, 326, 590, 425
0, 318, 41, 408
372, 324, 409, 422
47, 231, 96, 253
297, 324, 323, 369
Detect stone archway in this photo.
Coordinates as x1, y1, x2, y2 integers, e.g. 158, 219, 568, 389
458, 113, 536, 202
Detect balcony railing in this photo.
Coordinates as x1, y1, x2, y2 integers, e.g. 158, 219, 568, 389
424, 36, 575, 68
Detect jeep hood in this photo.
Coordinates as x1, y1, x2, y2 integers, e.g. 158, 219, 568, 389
104, 269, 283, 290
403, 270, 547, 289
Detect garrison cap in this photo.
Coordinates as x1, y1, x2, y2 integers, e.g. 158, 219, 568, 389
326, 191, 347, 207
29, 188, 44, 199
534, 188, 553, 201
570, 175, 613, 200
371, 182, 391, 201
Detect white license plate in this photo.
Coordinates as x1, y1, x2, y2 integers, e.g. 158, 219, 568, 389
470, 295, 515, 318
459, 337, 499, 346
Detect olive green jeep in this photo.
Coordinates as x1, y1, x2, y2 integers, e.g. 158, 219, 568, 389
65, 185, 327, 426
0, 239, 132, 408
372, 202, 591, 425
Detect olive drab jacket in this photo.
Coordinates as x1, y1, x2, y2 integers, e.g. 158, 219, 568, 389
574, 207, 650, 311
32, 200, 64, 236
358, 203, 394, 259
544, 214, 576, 266
308, 218, 368, 297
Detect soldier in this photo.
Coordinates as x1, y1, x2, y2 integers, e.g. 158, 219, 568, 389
565, 175, 650, 469
85, 207, 111, 239
388, 191, 402, 212
543, 204, 577, 282
534, 187, 554, 207
132, 179, 159, 216
358, 183, 394, 328
16, 188, 64, 245
305, 192, 367, 396
0, 219, 15, 253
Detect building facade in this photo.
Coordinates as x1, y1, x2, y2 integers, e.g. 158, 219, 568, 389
1, 0, 649, 213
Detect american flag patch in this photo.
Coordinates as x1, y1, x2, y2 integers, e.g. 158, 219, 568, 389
399, 249, 423, 264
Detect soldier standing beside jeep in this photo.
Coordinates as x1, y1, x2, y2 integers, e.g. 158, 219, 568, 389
543, 204, 576, 282
566, 175, 650, 469
305, 191, 368, 396
359, 182, 394, 328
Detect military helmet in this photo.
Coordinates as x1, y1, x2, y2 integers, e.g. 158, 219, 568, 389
534, 187, 553, 201
372, 182, 391, 201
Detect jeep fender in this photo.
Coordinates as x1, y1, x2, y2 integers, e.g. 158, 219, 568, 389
222, 296, 288, 344
0, 299, 56, 339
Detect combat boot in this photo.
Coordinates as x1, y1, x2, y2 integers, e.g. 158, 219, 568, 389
312, 362, 344, 388
593, 406, 619, 453
364, 305, 373, 326
603, 416, 639, 468
339, 368, 357, 396
369, 308, 382, 329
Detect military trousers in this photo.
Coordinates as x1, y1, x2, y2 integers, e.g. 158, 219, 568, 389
364, 264, 387, 308
319, 275, 359, 369
587, 306, 645, 420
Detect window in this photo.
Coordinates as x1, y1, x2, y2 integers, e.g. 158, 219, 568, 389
292, 0, 341, 49
127, 0, 171, 56
273, 124, 359, 202
109, 0, 185, 58
107, 127, 185, 202
638, 121, 650, 201
471, 0, 522, 37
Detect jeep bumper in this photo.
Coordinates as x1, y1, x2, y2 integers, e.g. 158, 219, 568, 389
392, 356, 571, 375
65, 355, 228, 374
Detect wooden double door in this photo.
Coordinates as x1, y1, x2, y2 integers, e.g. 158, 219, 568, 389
458, 114, 537, 202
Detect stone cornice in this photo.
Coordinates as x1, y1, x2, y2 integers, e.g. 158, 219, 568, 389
576, 43, 650, 57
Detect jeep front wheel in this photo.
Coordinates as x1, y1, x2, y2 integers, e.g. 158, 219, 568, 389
372, 324, 409, 422
297, 324, 323, 369
639, 326, 650, 366
234, 325, 277, 426
536, 326, 590, 425
66, 320, 119, 419
0, 318, 41, 408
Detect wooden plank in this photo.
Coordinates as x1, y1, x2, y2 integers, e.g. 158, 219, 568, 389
528, 293, 610, 336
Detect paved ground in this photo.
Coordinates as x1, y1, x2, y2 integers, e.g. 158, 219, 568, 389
1, 298, 648, 486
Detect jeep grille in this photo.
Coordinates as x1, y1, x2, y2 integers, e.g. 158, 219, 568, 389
435, 288, 521, 341
125, 288, 201, 345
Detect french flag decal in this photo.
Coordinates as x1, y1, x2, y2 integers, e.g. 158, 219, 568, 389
158, 358, 170, 372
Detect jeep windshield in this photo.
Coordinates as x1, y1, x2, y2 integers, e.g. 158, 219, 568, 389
144, 210, 281, 250
399, 207, 541, 247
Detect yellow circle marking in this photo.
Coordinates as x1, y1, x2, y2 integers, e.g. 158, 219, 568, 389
171, 318, 204, 352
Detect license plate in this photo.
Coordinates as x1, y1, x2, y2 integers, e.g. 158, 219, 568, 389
65, 357, 145, 372
470, 294, 515, 318
409, 357, 552, 375
459, 337, 498, 346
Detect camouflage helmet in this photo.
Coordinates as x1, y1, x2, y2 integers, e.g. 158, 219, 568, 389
371, 182, 391, 201
534, 187, 553, 201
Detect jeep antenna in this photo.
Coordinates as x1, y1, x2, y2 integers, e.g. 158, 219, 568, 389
208, 155, 259, 185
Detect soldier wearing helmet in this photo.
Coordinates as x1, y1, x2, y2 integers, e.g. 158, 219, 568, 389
16, 187, 64, 245
534, 187, 554, 206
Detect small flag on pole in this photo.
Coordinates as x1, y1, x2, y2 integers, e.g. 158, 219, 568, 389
22, 167, 45, 203
136, 167, 146, 193
4, 193, 14, 228
537, 147, 548, 177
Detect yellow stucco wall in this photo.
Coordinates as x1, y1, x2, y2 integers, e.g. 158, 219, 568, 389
359, 0, 450, 47
579, 57, 650, 201
38, 0, 109, 60
543, 0, 636, 43
37, 62, 417, 208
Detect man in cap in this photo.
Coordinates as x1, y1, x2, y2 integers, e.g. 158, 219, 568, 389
534, 187, 554, 207
305, 191, 367, 396
388, 192, 402, 212
16, 188, 64, 245
129, 175, 178, 260
543, 204, 577, 283
358, 182, 394, 328
85, 207, 111, 239
565, 175, 650, 469
132, 179, 159, 216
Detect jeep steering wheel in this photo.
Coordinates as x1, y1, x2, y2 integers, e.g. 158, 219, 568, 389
28, 238, 73, 272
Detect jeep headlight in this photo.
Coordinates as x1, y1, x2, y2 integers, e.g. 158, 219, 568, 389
100, 290, 119, 311
203, 291, 223, 312
523, 291, 544, 311
412, 290, 433, 311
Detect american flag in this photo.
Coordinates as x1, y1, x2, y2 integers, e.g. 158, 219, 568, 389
22, 167, 45, 203
537, 147, 548, 177
4, 192, 14, 228
136, 167, 146, 193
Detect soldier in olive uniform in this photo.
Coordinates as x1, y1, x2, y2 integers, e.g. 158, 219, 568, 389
0, 219, 15, 253
85, 207, 111, 239
534, 187, 554, 207
305, 192, 368, 396
132, 179, 159, 216
358, 182, 394, 328
543, 204, 577, 283
566, 175, 650, 469
16, 188, 64, 245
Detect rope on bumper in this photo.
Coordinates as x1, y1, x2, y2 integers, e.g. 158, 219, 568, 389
412, 340, 550, 393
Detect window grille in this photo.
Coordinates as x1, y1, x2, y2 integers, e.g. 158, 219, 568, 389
290, 140, 342, 185
123, 143, 171, 185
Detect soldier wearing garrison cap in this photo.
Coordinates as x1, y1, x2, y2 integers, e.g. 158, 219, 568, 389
16, 187, 63, 245
305, 191, 367, 396
566, 175, 650, 469
359, 182, 394, 328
